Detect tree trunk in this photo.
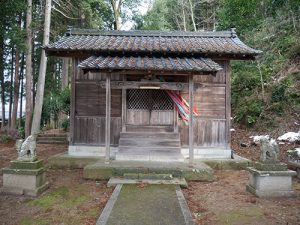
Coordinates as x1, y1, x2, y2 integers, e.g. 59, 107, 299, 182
111, 0, 122, 30
25, 0, 33, 137
31, 0, 52, 136
19, 53, 25, 128
188, 0, 197, 31
8, 48, 15, 128
11, 47, 20, 129
0, 37, 5, 128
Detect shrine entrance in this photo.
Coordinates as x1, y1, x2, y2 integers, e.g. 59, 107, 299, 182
126, 89, 174, 128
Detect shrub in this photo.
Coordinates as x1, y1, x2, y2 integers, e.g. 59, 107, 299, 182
234, 99, 264, 125
0, 134, 12, 143
61, 118, 70, 131
271, 83, 287, 102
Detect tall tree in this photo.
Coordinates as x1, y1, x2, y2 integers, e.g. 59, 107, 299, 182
25, 0, 33, 137
110, 0, 122, 30
11, 15, 22, 129
31, 0, 52, 136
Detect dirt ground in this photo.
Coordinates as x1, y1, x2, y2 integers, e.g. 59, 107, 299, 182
0, 126, 300, 225
231, 124, 300, 163
183, 170, 300, 225
0, 142, 113, 225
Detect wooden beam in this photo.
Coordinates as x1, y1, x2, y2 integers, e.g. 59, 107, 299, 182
189, 74, 194, 165
75, 80, 225, 90
105, 73, 111, 163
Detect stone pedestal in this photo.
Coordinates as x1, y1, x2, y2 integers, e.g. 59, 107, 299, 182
246, 164, 296, 198
1, 160, 49, 196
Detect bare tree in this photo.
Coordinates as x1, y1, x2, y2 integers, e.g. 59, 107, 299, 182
31, 0, 52, 136
188, 0, 197, 31
25, 0, 33, 137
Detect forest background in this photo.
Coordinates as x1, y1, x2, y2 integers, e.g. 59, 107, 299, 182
0, 0, 299, 141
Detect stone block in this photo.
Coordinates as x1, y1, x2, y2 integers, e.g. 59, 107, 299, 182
253, 162, 287, 171
1, 162, 48, 196
246, 167, 296, 198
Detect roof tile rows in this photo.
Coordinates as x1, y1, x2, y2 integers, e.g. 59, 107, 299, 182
45, 29, 261, 57
79, 55, 223, 72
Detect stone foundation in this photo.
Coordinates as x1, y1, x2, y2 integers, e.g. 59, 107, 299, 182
1, 160, 49, 196
246, 167, 296, 198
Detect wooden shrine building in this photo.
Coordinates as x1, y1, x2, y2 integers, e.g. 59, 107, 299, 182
45, 28, 261, 163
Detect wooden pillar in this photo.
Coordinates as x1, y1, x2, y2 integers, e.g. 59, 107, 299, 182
225, 62, 231, 150
105, 73, 111, 163
69, 58, 77, 145
189, 74, 194, 165
174, 90, 179, 133
122, 75, 126, 132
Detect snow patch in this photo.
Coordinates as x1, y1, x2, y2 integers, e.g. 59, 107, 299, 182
250, 135, 270, 144
277, 131, 300, 143
230, 128, 235, 132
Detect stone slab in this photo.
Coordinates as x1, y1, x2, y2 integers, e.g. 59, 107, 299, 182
200, 154, 253, 170
253, 162, 287, 171
2, 167, 46, 176
107, 177, 188, 188
10, 160, 44, 170
48, 152, 103, 169
83, 160, 214, 181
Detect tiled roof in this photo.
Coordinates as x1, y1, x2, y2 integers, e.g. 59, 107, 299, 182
78, 55, 222, 72
45, 28, 261, 58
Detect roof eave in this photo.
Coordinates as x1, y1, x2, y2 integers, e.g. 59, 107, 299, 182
45, 48, 260, 60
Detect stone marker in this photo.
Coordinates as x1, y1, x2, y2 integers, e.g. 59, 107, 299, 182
1, 136, 49, 196
246, 137, 296, 197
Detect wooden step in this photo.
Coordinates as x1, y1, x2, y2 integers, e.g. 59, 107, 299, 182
120, 132, 179, 139
118, 147, 181, 153
126, 125, 174, 133
119, 138, 181, 147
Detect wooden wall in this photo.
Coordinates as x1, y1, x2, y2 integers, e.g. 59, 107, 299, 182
70, 59, 231, 149
179, 60, 230, 148
70, 59, 122, 145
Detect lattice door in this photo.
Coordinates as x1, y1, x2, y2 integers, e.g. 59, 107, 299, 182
127, 89, 174, 125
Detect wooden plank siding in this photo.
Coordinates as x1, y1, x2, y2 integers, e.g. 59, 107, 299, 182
73, 65, 122, 145
179, 61, 229, 148
72, 60, 231, 149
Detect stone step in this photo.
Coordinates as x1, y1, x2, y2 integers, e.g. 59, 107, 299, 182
120, 132, 179, 139
107, 177, 188, 188
116, 152, 184, 162
37, 137, 67, 142
38, 134, 67, 138
37, 140, 68, 145
119, 138, 181, 147
83, 160, 214, 181
123, 173, 174, 180
126, 125, 174, 133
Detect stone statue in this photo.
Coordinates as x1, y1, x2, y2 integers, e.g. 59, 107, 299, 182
260, 137, 279, 163
16, 135, 37, 162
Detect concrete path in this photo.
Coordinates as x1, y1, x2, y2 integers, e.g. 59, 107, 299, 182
96, 184, 195, 225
